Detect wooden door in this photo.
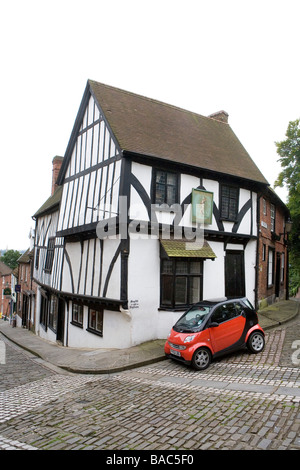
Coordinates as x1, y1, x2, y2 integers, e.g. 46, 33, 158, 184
225, 251, 245, 298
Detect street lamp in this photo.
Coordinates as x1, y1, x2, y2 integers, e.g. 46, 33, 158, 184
278, 219, 293, 246
279, 219, 293, 238
284, 219, 293, 234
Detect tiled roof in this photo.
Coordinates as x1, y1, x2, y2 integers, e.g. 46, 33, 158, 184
89, 80, 268, 185
17, 248, 33, 264
160, 239, 217, 259
33, 186, 62, 218
0, 261, 12, 276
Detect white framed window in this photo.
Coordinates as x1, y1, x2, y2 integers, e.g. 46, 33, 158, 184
72, 302, 83, 326
87, 307, 103, 336
268, 248, 274, 286
270, 204, 275, 232
281, 253, 285, 283
263, 198, 267, 215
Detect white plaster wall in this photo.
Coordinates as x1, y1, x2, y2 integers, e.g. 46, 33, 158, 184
244, 239, 257, 306
102, 237, 121, 299
239, 188, 250, 210
203, 241, 225, 300
35, 287, 57, 343
130, 187, 150, 222
157, 310, 185, 340
38, 325, 57, 343
127, 237, 160, 345
127, 237, 230, 342
237, 189, 251, 234
66, 304, 132, 349
180, 174, 201, 203
131, 162, 152, 197
62, 242, 80, 293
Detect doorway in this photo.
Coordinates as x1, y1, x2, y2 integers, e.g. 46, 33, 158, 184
225, 250, 245, 298
275, 252, 281, 298
22, 295, 29, 327
56, 298, 65, 343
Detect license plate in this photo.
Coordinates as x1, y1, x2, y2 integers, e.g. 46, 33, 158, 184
170, 349, 181, 357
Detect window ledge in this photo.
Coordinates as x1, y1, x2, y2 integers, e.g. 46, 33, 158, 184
70, 321, 83, 329
153, 204, 179, 212
86, 327, 103, 337
158, 307, 187, 312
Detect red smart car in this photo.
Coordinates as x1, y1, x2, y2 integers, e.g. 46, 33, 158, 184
165, 297, 265, 370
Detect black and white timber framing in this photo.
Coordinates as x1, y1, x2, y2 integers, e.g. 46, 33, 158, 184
32, 80, 269, 349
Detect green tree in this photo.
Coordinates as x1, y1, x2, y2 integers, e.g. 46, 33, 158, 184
0, 249, 21, 270
275, 118, 300, 295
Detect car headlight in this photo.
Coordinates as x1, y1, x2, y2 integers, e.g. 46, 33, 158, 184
184, 335, 196, 343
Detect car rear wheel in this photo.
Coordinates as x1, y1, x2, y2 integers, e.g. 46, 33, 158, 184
247, 331, 265, 353
192, 347, 211, 370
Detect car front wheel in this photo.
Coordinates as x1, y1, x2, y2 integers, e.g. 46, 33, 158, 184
247, 331, 265, 354
192, 347, 212, 370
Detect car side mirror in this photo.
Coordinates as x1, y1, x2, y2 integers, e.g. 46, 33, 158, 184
210, 322, 219, 327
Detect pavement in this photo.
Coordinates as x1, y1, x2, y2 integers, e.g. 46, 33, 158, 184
0, 299, 299, 375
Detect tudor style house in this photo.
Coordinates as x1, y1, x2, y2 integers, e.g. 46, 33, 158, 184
32, 80, 273, 349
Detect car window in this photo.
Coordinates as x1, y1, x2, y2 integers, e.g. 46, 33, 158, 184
234, 302, 244, 315
174, 305, 212, 332
211, 302, 239, 324
241, 298, 254, 310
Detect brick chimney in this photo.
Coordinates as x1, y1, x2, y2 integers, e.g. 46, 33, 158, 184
52, 156, 63, 195
208, 110, 229, 123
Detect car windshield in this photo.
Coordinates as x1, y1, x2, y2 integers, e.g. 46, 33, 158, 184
174, 304, 213, 333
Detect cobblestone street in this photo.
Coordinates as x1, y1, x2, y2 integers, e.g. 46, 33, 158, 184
0, 316, 299, 451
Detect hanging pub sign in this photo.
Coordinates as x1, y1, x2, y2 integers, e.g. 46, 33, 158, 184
191, 189, 214, 224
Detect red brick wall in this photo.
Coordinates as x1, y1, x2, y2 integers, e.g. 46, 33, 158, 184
17, 261, 38, 329
51, 156, 63, 195
257, 196, 288, 306
1, 273, 12, 318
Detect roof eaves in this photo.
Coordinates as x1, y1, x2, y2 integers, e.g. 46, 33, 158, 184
0, 261, 12, 276
17, 248, 32, 264
266, 187, 290, 216
33, 186, 62, 219
123, 149, 269, 188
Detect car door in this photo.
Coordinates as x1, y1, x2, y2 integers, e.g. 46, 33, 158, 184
208, 302, 246, 353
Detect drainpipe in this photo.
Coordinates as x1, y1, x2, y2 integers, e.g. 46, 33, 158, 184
255, 194, 261, 310
32, 215, 37, 331
65, 300, 69, 347
286, 233, 290, 300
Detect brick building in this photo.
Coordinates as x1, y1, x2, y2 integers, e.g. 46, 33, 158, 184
257, 188, 291, 308
17, 245, 38, 329
0, 261, 12, 319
